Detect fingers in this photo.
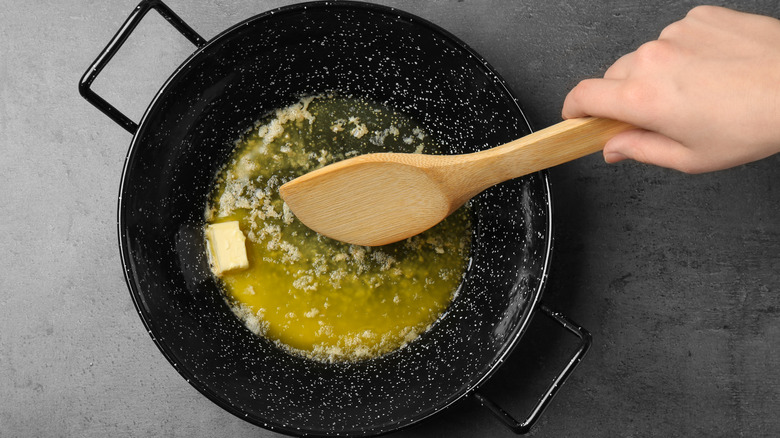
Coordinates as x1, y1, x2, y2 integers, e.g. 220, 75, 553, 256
603, 129, 703, 173
603, 52, 634, 79
562, 51, 639, 120
561, 78, 625, 120
564, 44, 670, 126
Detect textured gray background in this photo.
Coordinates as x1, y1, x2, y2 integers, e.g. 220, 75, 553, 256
2, 0, 779, 437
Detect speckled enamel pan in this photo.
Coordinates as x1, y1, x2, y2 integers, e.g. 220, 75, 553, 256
80, 0, 591, 435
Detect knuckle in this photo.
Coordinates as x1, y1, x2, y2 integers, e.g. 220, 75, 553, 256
686, 5, 718, 20
634, 40, 674, 65
658, 21, 683, 40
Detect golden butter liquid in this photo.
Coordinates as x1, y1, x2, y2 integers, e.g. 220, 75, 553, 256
206, 95, 471, 362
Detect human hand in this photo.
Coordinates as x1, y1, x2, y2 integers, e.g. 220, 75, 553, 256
562, 6, 780, 173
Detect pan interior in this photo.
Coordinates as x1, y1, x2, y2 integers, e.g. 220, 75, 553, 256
119, 2, 551, 436
206, 93, 474, 362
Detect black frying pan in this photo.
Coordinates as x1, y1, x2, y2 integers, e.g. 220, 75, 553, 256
80, 1, 591, 435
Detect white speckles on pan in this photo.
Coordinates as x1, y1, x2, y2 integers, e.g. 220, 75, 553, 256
117, 1, 552, 436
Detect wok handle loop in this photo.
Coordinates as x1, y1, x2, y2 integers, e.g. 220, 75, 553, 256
78, 0, 206, 134
472, 305, 592, 434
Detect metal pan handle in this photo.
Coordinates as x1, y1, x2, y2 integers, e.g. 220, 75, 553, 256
78, 0, 206, 134
472, 305, 592, 434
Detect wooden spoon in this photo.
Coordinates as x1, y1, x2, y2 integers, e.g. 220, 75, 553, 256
279, 117, 633, 246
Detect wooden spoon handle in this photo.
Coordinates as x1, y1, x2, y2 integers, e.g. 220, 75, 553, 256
484, 117, 634, 179
437, 117, 635, 206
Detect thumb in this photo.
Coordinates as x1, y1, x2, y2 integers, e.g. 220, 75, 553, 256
603, 129, 698, 173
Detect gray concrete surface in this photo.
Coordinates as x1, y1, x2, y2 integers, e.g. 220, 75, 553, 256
2, 0, 779, 436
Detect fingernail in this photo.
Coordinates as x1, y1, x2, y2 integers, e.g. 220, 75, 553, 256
604, 150, 628, 163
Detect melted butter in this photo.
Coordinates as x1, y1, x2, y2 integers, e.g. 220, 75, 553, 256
206, 94, 471, 362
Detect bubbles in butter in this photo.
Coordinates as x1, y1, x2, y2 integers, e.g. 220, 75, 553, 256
205, 94, 472, 362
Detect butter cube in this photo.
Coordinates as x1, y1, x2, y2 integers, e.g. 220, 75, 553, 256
205, 221, 249, 276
